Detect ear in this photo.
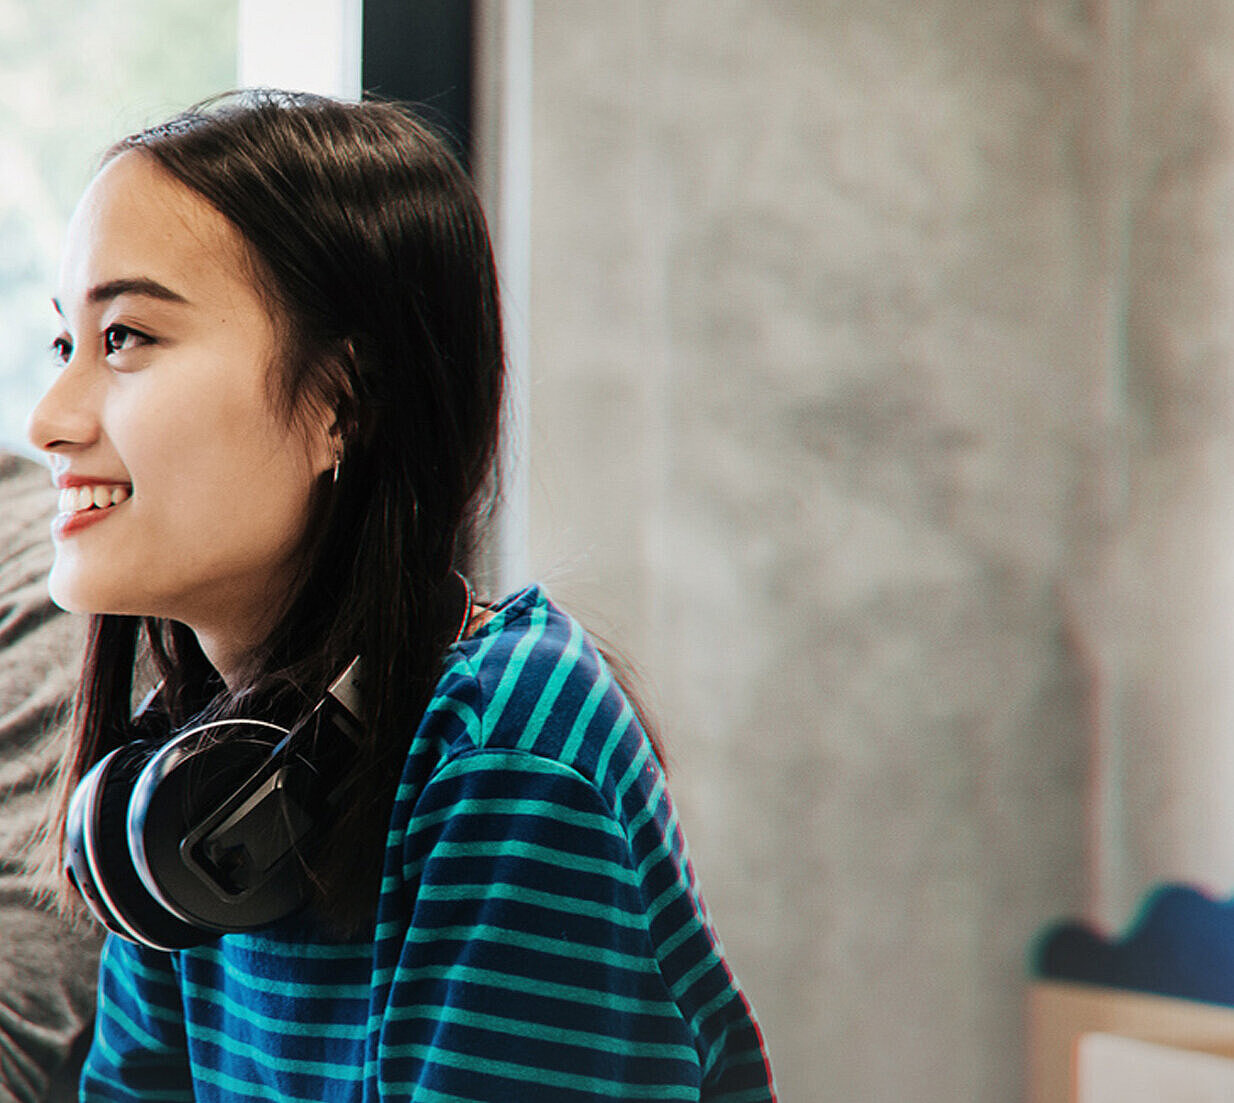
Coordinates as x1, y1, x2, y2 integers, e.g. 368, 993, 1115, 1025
304, 402, 341, 482
305, 341, 359, 480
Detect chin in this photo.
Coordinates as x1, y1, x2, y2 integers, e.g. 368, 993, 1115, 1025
47, 563, 119, 617
46, 580, 95, 616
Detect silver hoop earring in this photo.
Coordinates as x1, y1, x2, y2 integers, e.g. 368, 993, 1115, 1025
331, 452, 341, 485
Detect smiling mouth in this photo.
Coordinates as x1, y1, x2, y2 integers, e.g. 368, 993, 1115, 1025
58, 485, 132, 514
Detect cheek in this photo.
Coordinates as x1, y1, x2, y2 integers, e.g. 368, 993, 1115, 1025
110, 381, 319, 549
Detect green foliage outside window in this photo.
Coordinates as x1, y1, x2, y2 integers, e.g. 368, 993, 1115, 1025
0, 0, 237, 450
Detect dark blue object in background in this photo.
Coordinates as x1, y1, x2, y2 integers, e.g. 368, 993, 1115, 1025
1032, 883, 1234, 1007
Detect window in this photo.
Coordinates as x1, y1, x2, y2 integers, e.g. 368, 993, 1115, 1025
0, 0, 238, 451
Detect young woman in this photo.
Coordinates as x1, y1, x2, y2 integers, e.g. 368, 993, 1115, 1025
29, 90, 776, 1101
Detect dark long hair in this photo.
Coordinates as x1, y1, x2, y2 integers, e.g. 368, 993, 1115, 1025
46, 91, 506, 932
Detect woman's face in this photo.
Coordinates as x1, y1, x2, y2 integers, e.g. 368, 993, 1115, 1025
26, 151, 334, 678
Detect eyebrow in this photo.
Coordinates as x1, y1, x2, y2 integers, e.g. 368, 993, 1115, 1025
53, 277, 190, 316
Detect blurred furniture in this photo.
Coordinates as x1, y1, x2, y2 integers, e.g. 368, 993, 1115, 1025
1078, 1032, 1234, 1102
1029, 884, 1234, 1102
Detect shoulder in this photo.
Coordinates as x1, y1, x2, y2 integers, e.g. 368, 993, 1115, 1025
416, 585, 657, 812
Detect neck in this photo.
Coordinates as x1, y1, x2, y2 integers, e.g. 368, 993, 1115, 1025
193, 625, 265, 693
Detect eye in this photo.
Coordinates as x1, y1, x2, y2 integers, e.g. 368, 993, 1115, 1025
49, 334, 73, 365
103, 324, 149, 356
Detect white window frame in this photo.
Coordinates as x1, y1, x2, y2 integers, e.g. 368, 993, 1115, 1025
238, 0, 362, 99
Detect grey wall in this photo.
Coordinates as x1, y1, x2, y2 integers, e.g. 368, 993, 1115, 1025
497, 2, 1231, 1098
1097, 0, 1234, 923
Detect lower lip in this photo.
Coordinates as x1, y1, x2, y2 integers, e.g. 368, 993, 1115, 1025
52, 502, 128, 540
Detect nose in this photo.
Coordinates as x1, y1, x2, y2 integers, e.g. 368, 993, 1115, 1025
26, 360, 102, 456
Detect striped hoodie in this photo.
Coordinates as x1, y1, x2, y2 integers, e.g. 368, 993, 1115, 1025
82, 585, 777, 1101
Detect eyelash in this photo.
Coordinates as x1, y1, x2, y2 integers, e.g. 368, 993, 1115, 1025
48, 325, 152, 365
103, 324, 149, 356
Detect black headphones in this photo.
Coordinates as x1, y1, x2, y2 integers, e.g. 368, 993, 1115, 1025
64, 660, 363, 951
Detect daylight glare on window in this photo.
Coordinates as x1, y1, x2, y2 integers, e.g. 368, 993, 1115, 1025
0, 0, 238, 452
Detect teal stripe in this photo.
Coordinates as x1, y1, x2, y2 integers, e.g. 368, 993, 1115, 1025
655, 908, 710, 963
380, 961, 680, 1019
190, 1061, 347, 1103
406, 879, 644, 928
386, 1089, 513, 1103
684, 971, 751, 1066
412, 837, 636, 883
627, 782, 697, 895
515, 616, 584, 750
87, 1028, 193, 1101
382, 793, 625, 894
626, 780, 681, 889
108, 961, 185, 1029
692, 978, 747, 1044
380, 864, 616, 927
701, 1031, 769, 1085
185, 1021, 364, 1081
382, 1090, 506, 1103
387, 759, 628, 888
189, 946, 370, 999
727, 1047, 774, 1073
98, 999, 175, 1055
401, 790, 621, 840
670, 953, 724, 1009
110, 947, 183, 991
419, 746, 609, 794
414, 693, 482, 750
454, 609, 507, 666
624, 759, 667, 837
219, 935, 370, 961
478, 601, 549, 744
594, 700, 635, 784
384, 919, 660, 974
721, 1084, 779, 1103
634, 833, 686, 899
377, 1040, 698, 1100
615, 735, 654, 802
180, 975, 367, 1041
643, 869, 692, 929
559, 671, 611, 765
381, 1001, 695, 1062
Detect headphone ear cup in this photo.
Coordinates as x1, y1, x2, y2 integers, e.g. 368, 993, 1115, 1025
129, 720, 309, 934
65, 743, 206, 950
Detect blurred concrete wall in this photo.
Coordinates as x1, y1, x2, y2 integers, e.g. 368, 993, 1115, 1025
486, 1, 1234, 1098
1098, 0, 1234, 925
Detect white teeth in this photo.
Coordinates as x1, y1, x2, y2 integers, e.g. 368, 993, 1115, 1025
56, 487, 85, 513
58, 484, 131, 514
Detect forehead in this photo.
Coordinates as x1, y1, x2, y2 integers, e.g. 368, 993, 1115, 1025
58, 151, 256, 310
